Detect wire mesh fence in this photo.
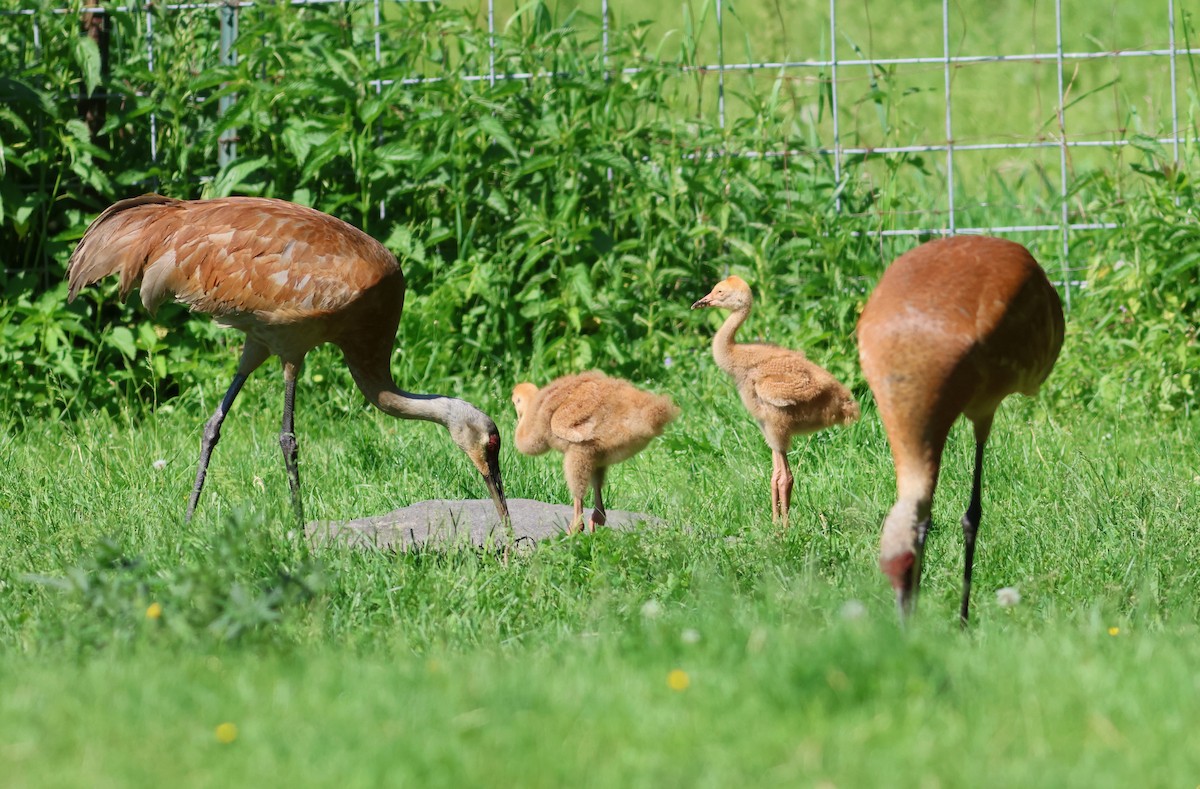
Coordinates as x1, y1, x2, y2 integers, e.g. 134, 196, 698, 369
4, 0, 1199, 305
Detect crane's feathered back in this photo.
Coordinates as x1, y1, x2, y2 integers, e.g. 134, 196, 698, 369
67, 194, 400, 324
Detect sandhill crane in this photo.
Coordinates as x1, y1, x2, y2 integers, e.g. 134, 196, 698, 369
857, 235, 1064, 624
692, 276, 859, 528
67, 194, 510, 525
511, 371, 679, 534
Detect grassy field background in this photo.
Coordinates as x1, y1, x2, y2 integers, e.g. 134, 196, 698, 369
1, 0, 1199, 784
3, 342, 1200, 784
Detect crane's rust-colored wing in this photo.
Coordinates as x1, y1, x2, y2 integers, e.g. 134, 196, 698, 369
67, 194, 180, 302
68, 194, 399, 323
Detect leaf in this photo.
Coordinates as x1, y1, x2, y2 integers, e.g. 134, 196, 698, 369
512, 154, 558, 179
385, 224, 426, 264
375, 142, 422, 165
106, 327, 137, 360
477, 115, 518, 157
584, 149, 634, 177
71, 35, 102, 98
485, 189, 510, 216
281, 120, 333, 167
206, 156, 271, 198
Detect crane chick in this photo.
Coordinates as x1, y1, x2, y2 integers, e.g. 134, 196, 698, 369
511, 371, 679, 534
857, 235, 1064, 624
692, 276, 859, 529
67, 194, 509, 525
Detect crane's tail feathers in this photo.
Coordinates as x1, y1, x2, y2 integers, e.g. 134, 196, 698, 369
66, 193, 182, 305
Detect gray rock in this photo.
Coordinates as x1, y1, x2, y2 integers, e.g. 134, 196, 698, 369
305, 497, 664, 552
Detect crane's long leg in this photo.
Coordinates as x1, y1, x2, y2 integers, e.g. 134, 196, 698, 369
279, 358, 304, 524
770, 448, 794, 529
769, 450, 781, 524
960, 415, 994, 626
563, 451, 590, 535
588, 467, 608, 533
187, 342, 270, 522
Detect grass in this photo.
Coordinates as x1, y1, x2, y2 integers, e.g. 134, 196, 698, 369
2, 343, 1199, 784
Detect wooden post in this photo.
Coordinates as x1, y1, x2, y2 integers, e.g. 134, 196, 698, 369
218, 0, 239, 167
78, 0, 110, 140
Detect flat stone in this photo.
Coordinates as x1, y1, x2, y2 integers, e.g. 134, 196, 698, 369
305, 497, 664, 552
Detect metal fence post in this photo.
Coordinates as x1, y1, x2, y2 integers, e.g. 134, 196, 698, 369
373, 0, 385, 220
218, 0, 239, 169
145, 0, 157, 165
1054, 0, 1071, 310
715, 0, 725, 129
829, 0, 841, 213
942, 0, 955, 235
1168, 0, 1181, 206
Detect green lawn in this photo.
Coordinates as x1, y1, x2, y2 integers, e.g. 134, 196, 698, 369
2, 344, 1198, 785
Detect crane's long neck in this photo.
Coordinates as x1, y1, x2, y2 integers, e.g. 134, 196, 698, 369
376, 388, 461, 425
343, 351, 509, 524
712, 304, 750, 373
345, 361, 461, 427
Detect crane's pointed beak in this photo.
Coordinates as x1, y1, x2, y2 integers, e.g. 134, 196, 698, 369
485, 468, 509, 524
483, 438, 510, 524
691, 294, 713, 309
882, 548, 923, 624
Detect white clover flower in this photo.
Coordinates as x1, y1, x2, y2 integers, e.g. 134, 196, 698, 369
839, 599, 867, 621
152, 458, 167, 470
640, 599, 663, 620
996, 587, 1022, 607
680, 628, 701, 645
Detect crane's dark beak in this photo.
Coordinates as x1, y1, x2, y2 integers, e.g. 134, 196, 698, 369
881, 548, 923, 623
483, 434, 510, 524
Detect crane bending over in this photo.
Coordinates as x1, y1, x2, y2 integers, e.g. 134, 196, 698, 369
67, 194, 510, 525
857, 235, 1064, 624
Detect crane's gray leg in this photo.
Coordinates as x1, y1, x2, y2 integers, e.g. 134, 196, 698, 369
589, 467, 608, 532
279, 359, 304, 525
187, 342, 270, 522
960, 416, 993, 627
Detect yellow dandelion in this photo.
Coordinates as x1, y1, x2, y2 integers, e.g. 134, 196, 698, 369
145, 602, 163, 620
312, 374, 324, 383
215, 722, 238, 744
1108, 626, 1120, 636
667, 669, 690, 692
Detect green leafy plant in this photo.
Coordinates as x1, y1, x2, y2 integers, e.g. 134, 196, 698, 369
24, 511, 324, 648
